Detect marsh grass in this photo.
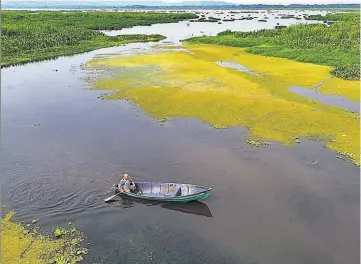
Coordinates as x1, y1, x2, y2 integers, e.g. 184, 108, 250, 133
2, 33, 166, 67
185, 13, 360, 80
1, 10, 196, 67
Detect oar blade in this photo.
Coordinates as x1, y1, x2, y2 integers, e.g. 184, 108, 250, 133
104, 193, 119, 203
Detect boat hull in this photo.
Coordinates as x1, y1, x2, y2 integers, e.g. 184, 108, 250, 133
121, 189, 211, 202
114, 182, 212, 203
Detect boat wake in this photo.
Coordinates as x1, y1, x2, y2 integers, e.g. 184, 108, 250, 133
7, 177, 107, 217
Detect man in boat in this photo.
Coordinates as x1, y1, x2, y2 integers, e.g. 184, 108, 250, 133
117, 174, 136, 193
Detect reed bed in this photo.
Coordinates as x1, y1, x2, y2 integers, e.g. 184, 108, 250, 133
1, 10, 196, 67
185, 13, 360, 80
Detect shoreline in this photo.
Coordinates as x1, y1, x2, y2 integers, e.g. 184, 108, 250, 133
184, 12, 360, 81
1, 10, 196, 68
1, 34, 166, 68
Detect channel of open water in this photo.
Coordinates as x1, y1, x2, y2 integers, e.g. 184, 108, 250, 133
1, 10, 359, 264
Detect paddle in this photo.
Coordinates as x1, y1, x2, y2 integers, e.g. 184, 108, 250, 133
104, 189, 123, 202
104, 176, 139, 202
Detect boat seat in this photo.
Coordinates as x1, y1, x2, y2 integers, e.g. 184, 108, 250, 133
134, 183, 182, 197
174, 187, 181, 197
134, 183, 143, 194
158, 187, 181, 197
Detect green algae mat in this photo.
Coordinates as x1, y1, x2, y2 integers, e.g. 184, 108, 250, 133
86, 44, 360, 164
1, 211, 88, 263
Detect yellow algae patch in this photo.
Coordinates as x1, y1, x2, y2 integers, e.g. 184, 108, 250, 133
93, 65, 166, 91
318, 77, 360, 102
186, 44, 360, 102
1, 211, 88, 264
87, 44, 360, 164
185, 44, 333, 89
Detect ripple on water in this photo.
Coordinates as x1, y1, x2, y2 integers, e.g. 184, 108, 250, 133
7, 177, 107, 216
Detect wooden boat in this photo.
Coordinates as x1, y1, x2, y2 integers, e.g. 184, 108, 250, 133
113, 182, 212, 202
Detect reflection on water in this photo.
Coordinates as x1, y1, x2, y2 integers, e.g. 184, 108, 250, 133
112, 195, 213, 217
289, 86, 360, 113
161, 201, 213, 217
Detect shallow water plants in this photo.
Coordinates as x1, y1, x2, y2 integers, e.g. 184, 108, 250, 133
185, 13, 360, 80
86, 44, 360, 164
1, 211, 88, 264
1, 10, 196, 67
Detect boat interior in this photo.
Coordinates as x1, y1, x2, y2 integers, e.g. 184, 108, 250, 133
134, 182, 206, 198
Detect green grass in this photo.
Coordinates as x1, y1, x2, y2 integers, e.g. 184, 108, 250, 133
184, 13, 360, 80
1, 10, 197, 30
1, 10, 197, 67
2, 33, 166, 67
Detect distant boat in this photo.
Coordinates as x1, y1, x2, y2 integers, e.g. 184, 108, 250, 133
107, 182, 212, 202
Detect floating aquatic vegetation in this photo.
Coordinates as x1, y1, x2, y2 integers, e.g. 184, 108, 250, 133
212, 124, 228, 129
292, 136, 301, 144
158, 117, 168, 126
186, 13, 360, 81
86, 44, 360, 164
317, 77, 360, 101
246, 139, 271, 147
1, 211, 88, 264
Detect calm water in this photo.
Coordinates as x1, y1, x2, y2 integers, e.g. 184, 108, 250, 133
101, 10, 324, 43
215, 61, 261, 76
1, 11, 359, 264
289, 85, 360, 113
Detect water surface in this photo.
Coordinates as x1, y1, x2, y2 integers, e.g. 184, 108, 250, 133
1, 11, 359, 264
215, 61, 260, 76
101, 10, 323, 44
289, 85, 360, 113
